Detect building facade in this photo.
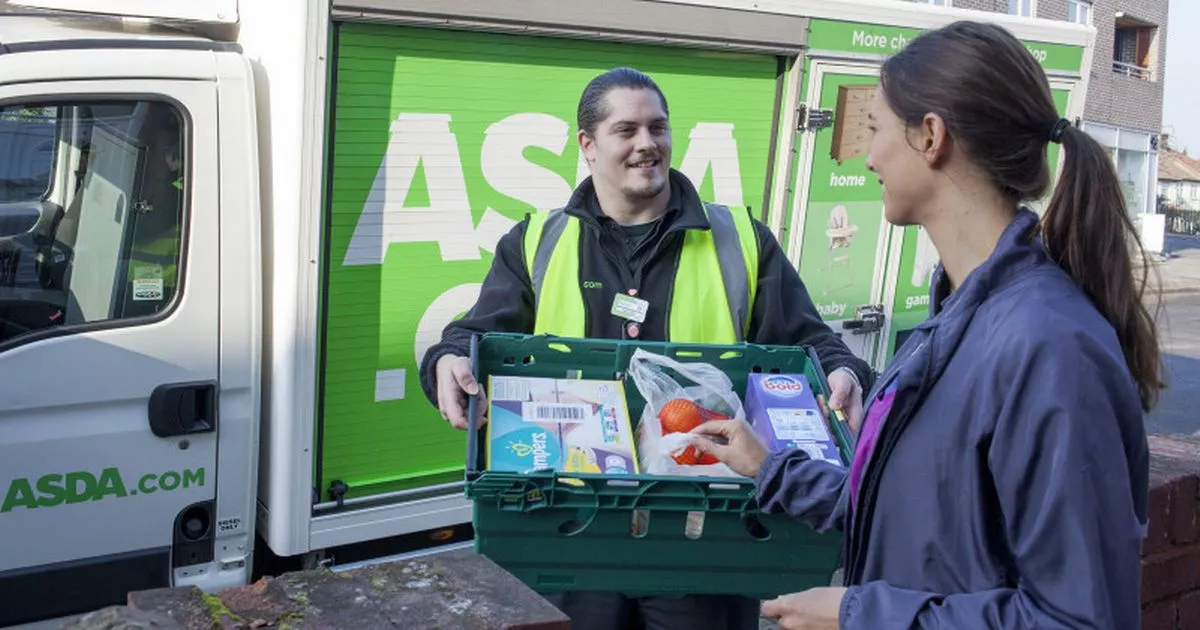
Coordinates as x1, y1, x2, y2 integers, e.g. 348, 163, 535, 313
913, 0, 1169, 223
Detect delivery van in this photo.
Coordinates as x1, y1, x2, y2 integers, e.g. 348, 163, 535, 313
0, 0, 1094, 624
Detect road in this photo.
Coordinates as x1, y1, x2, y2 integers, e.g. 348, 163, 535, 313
1148, 291, 1200, 436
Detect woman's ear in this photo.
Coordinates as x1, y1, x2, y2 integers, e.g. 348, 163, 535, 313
920, 112, 951, 167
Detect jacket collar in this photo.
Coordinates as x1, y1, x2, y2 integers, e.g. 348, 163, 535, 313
896, 208, 1047, 391
563, 168, 712, 232
928, 207, 1045, 321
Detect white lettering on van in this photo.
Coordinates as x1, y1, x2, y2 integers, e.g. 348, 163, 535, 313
345, 113, 746, 267
851, 30, 910, 51
343, 114, 478, 265
817, 302, 847, 318
830, 173, 867, 187
905, 294, 930, 310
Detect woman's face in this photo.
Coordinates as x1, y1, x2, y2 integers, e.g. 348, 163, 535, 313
865, 86, 937, 226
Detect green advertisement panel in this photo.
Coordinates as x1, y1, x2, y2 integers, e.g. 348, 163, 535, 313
806, 19, 1087, 75
884, 87, 1074, 359
320, 23, 782, 500
795, 73, 885, 323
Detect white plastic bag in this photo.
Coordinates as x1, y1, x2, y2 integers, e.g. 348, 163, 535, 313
627, 348, 747, 478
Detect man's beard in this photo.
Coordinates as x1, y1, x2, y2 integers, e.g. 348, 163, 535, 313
622, 178, 667, 202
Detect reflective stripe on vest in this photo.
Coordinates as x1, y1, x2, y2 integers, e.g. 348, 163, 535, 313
128, 233, 180, 288
523, 203, 759, 344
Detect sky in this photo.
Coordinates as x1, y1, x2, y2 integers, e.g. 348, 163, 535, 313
1163, 1, 1199, 154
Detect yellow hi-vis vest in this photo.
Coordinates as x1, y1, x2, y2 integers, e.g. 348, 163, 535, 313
522, 203, 759, 344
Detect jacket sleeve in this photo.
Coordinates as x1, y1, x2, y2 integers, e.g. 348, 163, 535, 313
417, 218, 537, 406
839, 330, 1147, 629
746, 220, 874, 393
754, 448, 850, 534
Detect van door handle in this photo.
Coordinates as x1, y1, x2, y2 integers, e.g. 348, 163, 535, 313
149, 381, 218, 437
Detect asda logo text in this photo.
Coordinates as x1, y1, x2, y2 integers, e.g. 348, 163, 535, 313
2, 467, 205, 513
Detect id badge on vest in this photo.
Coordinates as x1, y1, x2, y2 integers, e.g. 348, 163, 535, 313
611, 293, 649, 323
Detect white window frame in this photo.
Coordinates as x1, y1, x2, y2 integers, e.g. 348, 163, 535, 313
1068, 0, 1093, 25
1009, 0, 1034, 17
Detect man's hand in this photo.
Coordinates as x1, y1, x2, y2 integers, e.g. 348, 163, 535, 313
827, 369, 864, 433
435, 354, 485, 430
761, 587, 847, 630
689, 419, 769, 478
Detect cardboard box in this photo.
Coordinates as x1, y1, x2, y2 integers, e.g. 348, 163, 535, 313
745, 373, 842, 466
486, 376, 639, 475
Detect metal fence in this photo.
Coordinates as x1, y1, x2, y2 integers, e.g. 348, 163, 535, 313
1163, 201, 1200, 237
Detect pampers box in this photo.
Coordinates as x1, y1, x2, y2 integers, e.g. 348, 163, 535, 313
486, 376, 639, 476
745, 373, 842, 466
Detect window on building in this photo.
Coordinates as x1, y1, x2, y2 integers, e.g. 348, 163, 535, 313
1113, 14, 1158, 80
1009, 0, 1033, 17
0, 100, 187, 343
1068, 0, 1092, 25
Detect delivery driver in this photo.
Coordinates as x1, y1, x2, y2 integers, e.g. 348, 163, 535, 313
418, 67, 872, 630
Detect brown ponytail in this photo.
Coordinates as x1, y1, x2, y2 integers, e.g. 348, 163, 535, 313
880, 20, 1164, 411
1042, 125, 1164, 411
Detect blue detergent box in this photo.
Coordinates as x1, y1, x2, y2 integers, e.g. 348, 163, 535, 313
486, 376, 639, 476
744, 373, 842, 466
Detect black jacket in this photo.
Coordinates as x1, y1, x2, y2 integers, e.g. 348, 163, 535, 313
418, 170, 873, 405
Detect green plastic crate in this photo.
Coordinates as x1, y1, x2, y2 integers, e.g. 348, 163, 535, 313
464, 333, 856, 600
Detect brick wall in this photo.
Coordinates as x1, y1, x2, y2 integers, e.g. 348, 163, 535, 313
1078, 0, 1168, 133
1141, 435, 1200, 630
949, 0, 1167, 135
952, 0, 1009, 12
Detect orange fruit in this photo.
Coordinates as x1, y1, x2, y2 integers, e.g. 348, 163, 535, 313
659, 398, 703, 434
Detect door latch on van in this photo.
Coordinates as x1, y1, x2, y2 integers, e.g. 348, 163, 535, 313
842, 304, 884, 335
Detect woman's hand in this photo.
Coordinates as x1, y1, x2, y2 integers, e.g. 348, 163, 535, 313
762, 587, 847, 630
688, 418, 769, 478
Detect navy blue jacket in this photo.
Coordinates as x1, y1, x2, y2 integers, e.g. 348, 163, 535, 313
755, 209, 1149, 629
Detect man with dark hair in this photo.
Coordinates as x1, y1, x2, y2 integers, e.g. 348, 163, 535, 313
419, 67, 871, 630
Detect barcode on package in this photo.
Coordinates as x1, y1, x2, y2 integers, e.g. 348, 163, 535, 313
490, 377, 531, 402
522, 402, 591, 424
767, 408, 830, 442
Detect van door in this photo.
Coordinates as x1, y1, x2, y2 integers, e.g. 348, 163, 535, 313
0, 81, 220, 625
785, 60, 902, 369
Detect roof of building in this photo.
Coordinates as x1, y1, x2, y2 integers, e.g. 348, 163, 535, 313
1159, 147, 1200, 183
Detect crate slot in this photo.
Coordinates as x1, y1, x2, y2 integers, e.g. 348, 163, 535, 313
684, 511, 705, 539
741, 514, 772, 541
630, 509, 650, 538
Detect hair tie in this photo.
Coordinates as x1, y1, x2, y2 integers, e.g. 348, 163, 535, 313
1048, 118, 1071, 144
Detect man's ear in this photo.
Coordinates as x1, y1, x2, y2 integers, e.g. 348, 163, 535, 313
578, 129, 596, 164
920, 112, 951, 167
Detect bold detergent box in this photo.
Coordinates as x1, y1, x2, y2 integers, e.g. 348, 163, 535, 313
486, 376, 639, 476
744, 373, 842, 466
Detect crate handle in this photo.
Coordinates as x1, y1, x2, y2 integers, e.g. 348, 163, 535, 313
466, 334, 482, 477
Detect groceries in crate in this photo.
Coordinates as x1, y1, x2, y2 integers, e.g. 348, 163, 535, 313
628, 348, 747, 478
657, 398, 723, 465
745, 373, 843, 467
485, 375, 639, 475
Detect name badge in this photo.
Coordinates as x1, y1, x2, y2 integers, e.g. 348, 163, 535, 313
611, 293, 649, 323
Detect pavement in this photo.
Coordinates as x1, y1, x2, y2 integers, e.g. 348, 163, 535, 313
1148, 234, 1200, 296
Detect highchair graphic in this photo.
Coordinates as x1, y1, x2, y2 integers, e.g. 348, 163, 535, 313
822, 203, 859, 296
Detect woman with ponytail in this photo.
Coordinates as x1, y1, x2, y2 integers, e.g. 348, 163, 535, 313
690, 20, 1163, 630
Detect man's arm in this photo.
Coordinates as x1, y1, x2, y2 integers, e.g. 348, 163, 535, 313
746, 220, 874, 392
417, 219, 537, 407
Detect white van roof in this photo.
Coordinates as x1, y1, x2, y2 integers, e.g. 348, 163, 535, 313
0, 13, 230, 52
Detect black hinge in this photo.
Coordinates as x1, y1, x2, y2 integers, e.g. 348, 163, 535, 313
797, 104, 834, 132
